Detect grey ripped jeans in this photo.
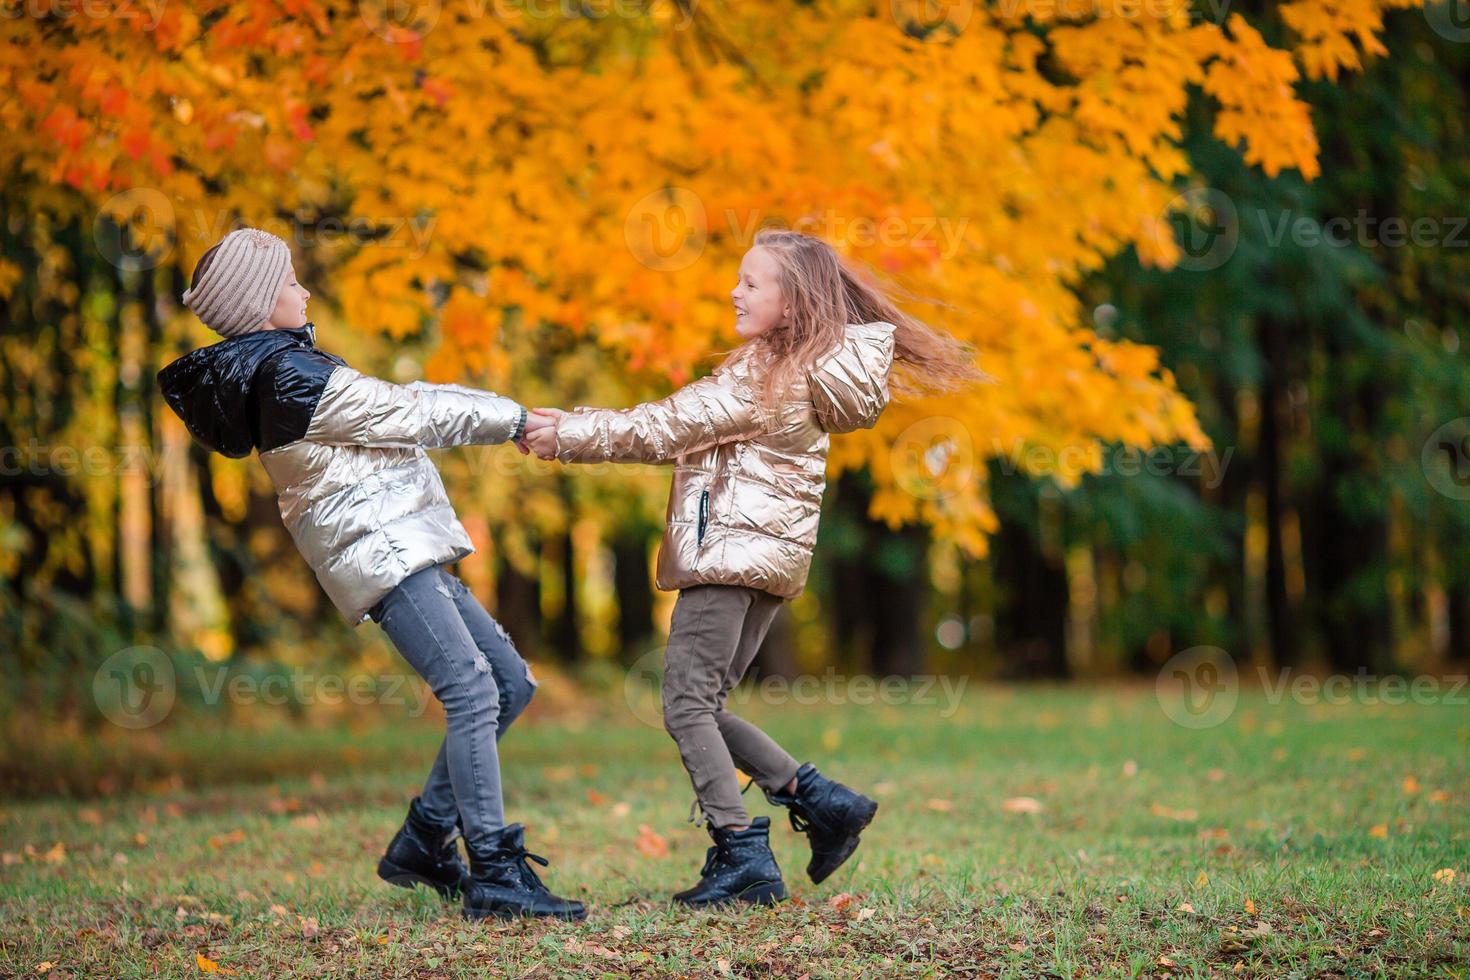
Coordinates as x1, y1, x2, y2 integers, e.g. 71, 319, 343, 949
368, 564, 537, 850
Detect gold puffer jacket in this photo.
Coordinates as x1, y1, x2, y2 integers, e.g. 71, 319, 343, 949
554, 322, 896, 599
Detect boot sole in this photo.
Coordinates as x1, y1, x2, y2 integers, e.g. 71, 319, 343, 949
674, 878, 787, 908
377, 857, 461, 900
462, 903, 588, 922
809, 797, 879, 885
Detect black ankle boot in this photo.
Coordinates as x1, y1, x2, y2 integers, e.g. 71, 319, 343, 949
766, 763, 878, 884
377, 797, 469, 900
462, 824, 587, 921
672, 816, 786, 907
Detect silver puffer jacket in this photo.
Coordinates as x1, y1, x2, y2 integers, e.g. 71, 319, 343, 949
553, 322, 896, 599
158, 325, 525, 624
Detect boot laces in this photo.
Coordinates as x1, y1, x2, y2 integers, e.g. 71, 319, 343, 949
514, 846, 551, 889
698, 836, 736, 879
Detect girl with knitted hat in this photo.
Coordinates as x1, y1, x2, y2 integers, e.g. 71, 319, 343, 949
158, 227, 584, 922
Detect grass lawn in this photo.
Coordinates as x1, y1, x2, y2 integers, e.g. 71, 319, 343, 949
2, 682, 1467, 977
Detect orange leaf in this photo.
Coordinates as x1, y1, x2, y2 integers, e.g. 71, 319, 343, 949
635, 824, 667, 859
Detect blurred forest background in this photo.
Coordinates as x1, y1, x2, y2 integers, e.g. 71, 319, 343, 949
5, 0, 1470, 741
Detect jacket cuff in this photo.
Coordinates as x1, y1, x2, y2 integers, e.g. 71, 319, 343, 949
508, 405, 528, 442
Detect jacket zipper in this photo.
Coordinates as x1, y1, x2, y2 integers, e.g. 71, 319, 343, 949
697, 489, 710, 545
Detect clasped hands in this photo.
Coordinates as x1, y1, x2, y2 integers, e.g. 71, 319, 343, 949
514, 407, 564, 459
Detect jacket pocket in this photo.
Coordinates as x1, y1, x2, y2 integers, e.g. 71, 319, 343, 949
697, 489, 710, 545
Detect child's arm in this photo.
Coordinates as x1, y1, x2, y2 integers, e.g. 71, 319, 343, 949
807, 321, 896, 434
267, 349, 526, 450
550, 371, 767, 465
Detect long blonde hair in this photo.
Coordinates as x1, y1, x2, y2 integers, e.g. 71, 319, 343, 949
740, 228, 985, 410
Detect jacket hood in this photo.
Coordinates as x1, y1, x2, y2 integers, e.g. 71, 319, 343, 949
156, 324, 319, 458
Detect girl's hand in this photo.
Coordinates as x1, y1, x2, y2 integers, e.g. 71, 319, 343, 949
524, 408, 564, 459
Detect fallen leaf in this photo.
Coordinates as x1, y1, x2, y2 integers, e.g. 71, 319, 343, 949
635, 824, 667, 859
79, 808, 102, 825
1403, 775, 1420, 794
1244, 897, 1256, 915
1001, 797, 1043, 814
1122, 760, 1138, 777
1195, 871, 1209, 888
207, 829, 245, 849
587, 789, 608, 806
827, 892, 856, 911
926, 798, 954, 812
856, 907, 876, 921
1150, 803, 1198, 822
1432, 868, 1457, 884
1177, 902, 1196, 913
195, 952, 236, 975
1369, 824, 1388, 838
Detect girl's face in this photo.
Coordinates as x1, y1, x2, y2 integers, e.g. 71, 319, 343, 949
731, 246, 788, 340
266, 265, 311, 330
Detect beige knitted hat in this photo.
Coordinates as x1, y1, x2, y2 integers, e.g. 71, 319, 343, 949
182, 228, 293, 337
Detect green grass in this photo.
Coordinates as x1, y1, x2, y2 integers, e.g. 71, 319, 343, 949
2, 684, 1467, 977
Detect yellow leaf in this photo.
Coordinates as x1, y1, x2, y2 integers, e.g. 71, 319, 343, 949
1244, 897, 1256, 915
1432, 868, 1457, 885
1195, 871, 1209, 888
1369, 824, 1388, 838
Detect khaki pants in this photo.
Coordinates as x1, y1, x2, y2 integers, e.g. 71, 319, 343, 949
662, 584, 802, 828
